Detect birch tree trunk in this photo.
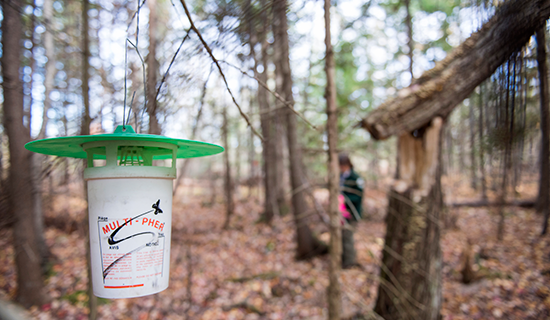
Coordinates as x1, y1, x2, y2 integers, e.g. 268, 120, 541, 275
39, 0, 54, 140
324, 0, 342, 317
273, 0, 327, 259
1, 0, 47, 307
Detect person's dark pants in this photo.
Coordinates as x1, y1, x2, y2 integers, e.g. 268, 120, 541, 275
342, 221, 356, 268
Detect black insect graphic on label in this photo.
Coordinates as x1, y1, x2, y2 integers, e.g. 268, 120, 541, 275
102, 200, 163, 279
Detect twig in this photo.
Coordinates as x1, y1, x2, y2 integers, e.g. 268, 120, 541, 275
178, 0, 264, 141
222, 301, 265, 315
220, 59, 319, 131
126, 0, 147, 33
226, 271, 279, 283
126, 39, 147, 131
155, 28, 192, 103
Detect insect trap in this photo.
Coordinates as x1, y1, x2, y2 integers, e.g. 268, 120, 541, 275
25, 125, 223, 299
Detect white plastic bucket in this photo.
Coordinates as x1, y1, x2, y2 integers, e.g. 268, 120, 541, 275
83, 141, 176, 299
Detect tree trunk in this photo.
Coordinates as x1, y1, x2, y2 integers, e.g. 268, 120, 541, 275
445, 124, 453, 174
404, 0, 414, 79
31, 0, 55, 268
173, 73, 209, 195
374, 117, 444, 320
273, 0, 327, 259
39, 0, 54, 140
536, 27, 550, 234
469, 99, 477, 190
247, 0, 276, 223
479, 83, 488, 200
324, 0, 342, 318
147, 0, 160, 135
1, 0, 47, 307
273, 3, 289, 216
222, 108, 234, 229
361, 0, 550, 140
81, 0, 98, 317
458, 124, 465, 175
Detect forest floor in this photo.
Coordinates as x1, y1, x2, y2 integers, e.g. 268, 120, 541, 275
0, 175, 549, 320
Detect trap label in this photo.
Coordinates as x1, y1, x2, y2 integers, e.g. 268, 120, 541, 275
96, 200, 167, 289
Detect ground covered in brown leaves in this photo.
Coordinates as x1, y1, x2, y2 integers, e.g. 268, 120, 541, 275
0, 180, 549, 319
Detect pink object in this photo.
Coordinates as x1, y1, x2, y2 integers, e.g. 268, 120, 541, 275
339, 195, 351, 219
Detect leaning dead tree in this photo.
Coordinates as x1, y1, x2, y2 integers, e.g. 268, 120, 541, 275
362, 0, 550, 319
361, 0, 550, 140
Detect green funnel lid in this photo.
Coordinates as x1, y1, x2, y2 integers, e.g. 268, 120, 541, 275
25, 125, 224, 159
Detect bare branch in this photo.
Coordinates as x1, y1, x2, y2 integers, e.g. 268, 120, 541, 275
178, 0, 264, 141
127, 39, 147, 131
219, 60, 320, 131
155, 28, 192, 103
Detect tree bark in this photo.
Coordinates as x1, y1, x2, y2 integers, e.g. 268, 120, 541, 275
273, 0, 327, 260
222, 108, 234, 229
469, 99, 477, 190
273, 2, 289, 216
361, 0, 550, 140
31, 0, 54, 267
81, 0, 97, 317
536, 27, 550, 234
39, 0, 54, 140
374, 117, 444, 320
324, 0, 342, 318
404, 0, 414, 79
147, 0, 161, 135
1, 0, 47, 307
81, 0, 91, 136
479, 84, 488, 200
173, 73, 209, 195
247, 0, 276, 223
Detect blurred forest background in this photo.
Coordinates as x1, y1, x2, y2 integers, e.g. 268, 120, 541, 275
1, 0, 550, 319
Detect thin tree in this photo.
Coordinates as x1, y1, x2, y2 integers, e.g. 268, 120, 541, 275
272, 0, 289, 216
245, 0, 277, 223
222, 108, 234, 229
536, 26, 550, 234
324, 0, 342, 317
404, 0, 414, 78
272, 0, 327, 259
31, 0, 54, 266
81, 0, 98, 317
173, 71, 210, 195
478, 84, 488, 200
469, 99, 478, 190
1, 0, 47, 307
147, 0, 161, 134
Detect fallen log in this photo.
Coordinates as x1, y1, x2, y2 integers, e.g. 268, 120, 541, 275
449, 199, 536, 208
361, 0, 550, 140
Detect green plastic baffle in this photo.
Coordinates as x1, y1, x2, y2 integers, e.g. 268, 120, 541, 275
25, 125, 223, 299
